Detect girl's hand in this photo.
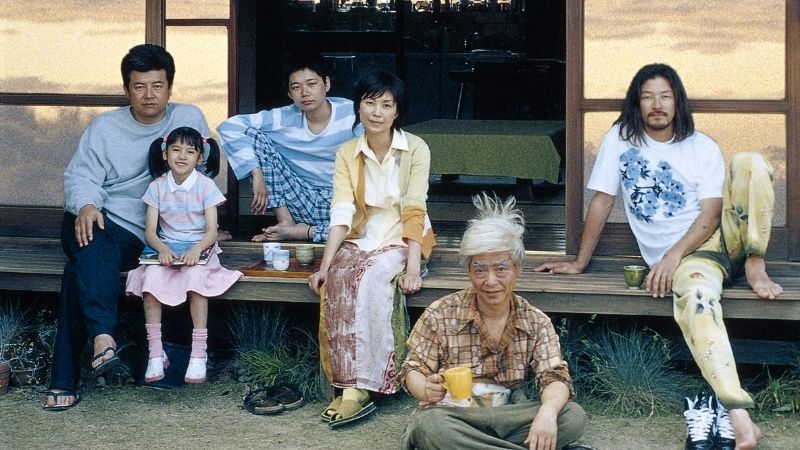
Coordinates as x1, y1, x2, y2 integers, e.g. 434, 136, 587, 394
399, 272, 422, 294
181, 247, 202, 266
308, 270, 327, 295
158, 248, 177, 266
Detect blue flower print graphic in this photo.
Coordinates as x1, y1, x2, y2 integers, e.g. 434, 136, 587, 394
620, 148, 649, 189
620, 148, 686, 222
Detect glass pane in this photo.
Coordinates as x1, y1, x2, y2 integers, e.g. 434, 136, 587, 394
583, 112, 787, 226
0, 1, 144, 94
584, 0, 785, 99
0, 105, 115, 207
166, 26, 229, 192
167, 0, 229, 19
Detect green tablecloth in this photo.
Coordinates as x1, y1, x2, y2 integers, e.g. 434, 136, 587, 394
404, 119, 565, 183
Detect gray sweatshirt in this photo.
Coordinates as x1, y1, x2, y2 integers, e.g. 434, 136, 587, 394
63, 103, 210, 242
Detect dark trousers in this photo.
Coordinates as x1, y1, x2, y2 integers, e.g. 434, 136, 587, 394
49, 213, 143, 391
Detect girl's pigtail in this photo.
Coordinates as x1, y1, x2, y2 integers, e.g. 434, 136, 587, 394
202, 137, 221, 178
148, 136, 170, 179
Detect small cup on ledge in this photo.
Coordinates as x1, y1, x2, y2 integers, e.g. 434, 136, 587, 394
295, 245, 315, 266
262, 243, 281, 268
272, 249, 291, 271
623, 265, 646, 289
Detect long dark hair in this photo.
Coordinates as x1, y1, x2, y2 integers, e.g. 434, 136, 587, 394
352, 71, 406, 133
615, 63, 694, 146
147, 127, 220, 179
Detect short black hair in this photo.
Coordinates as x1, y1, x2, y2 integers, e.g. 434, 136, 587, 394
285, 52, 330, 83
121, 44, 176, 88
615, 63, 694, 145
352, 71, 407, 132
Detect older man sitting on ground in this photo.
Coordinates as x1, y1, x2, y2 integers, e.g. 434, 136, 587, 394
399, 194, 588, 450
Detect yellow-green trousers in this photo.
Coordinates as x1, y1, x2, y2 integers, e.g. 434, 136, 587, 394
672, 152, 774, 409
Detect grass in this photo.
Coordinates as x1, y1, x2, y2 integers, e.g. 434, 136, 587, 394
228, 303, 326, 401
228, 303, 288, 354
752, 365, 800, 418
581, 327, 687, 417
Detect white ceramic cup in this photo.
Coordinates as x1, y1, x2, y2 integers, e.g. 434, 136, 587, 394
272, 249, 291, 271
263, 243, 281, 268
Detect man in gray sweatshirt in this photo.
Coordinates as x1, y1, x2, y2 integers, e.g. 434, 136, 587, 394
44, 44, 210, 410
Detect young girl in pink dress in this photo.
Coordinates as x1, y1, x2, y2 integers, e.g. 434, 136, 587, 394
126, 126, 242, 384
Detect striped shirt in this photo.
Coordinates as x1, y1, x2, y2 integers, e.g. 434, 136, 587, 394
399, 288, 575, 400
142, 170, 226, 243
217, 97, 362, 188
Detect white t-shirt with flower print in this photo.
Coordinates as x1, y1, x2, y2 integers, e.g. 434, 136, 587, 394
587, 124, 725, 266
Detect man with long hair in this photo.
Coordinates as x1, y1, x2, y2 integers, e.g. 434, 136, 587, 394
536, 64, 781, 450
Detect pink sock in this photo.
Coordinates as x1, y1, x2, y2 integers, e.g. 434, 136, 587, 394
191, 328, 208, 358
145, 323, 163, 359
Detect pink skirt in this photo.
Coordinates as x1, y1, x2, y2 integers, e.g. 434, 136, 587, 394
125, 252, 242, 306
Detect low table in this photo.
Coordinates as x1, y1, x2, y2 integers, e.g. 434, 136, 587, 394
404, 119, 565, 184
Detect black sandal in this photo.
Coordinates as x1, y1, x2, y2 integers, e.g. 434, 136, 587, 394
43, 390, 81, 411
243, 386, 283, 415
243, 383, 305, 415
90, 346, 120, 377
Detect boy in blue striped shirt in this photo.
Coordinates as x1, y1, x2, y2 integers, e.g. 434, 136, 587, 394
218, 52, 362, 242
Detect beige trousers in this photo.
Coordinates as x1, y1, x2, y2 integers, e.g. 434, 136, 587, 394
672, 152, 774, 409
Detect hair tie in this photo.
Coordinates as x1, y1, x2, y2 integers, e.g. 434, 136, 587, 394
160, 135, 168, 150
202, 136, 211, 153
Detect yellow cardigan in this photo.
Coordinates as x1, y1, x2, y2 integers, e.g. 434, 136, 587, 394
331, 131, 436, 259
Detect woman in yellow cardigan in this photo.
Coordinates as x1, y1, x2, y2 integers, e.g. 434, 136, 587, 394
309, 71, 435, 428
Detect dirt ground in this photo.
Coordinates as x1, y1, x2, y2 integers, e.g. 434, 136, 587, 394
1, 380, 798, 450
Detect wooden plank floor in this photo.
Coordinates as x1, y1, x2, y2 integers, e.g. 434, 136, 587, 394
2, 237, 798, 321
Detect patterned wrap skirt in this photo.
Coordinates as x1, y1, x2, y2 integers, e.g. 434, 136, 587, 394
125, 247, 242, 306
321, 242, 409, 394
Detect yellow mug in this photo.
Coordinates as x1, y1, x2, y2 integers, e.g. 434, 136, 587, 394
443, 367, 473, 401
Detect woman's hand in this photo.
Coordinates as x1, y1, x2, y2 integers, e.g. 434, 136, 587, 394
399, 272, 422, 294
308, 270, 327, 295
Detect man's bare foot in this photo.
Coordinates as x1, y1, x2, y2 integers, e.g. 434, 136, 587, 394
251, 231, 269, 242
91, 334, 117, 369
745, 255, 783, 299
728, 408, 763, 450
259, 222, 311, 241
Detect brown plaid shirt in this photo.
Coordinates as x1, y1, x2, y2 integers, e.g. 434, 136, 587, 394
399, 288, 574, 399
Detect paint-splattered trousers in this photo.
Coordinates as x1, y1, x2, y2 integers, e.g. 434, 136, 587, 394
672, 152, 774, 409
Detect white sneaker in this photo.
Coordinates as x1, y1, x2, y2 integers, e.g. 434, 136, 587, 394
144, 355, 169, 383
184, 356, 207, 384
683, 392, 716, 450
712, 395, 736, 450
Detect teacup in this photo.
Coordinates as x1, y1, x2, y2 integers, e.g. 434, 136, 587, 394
295, 245, 315, 266
272, 249, 291, 271
623, 265, 646, 289
262, 243, 281, 268
443, 367, 473, 401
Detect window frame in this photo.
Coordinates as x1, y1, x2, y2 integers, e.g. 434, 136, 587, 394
0, 0, 238, 235
565, 0, 800, 261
